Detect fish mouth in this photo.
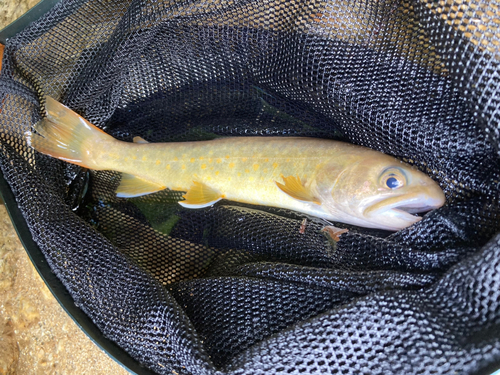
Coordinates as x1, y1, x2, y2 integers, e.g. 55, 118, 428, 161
396, 203, 439, 215
363, 192, 445, 231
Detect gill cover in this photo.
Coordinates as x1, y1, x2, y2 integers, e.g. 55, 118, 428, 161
318, 154, 445, 231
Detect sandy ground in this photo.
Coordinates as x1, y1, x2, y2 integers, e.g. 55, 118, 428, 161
0, 0, 41, 30
0, 3, 130, 374
0, 204, 130, 374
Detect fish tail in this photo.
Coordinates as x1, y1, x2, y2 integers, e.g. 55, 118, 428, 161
26, 97, 115, 169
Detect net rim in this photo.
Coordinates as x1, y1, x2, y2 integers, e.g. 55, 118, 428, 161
0, 168, 157, 375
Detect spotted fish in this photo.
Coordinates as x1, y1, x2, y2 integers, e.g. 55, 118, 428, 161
26, 97, 445, 231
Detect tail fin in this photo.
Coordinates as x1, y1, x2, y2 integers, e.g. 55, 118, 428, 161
26, 97, 115, 169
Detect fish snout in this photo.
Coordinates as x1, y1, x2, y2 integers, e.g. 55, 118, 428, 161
360, 184, 445, 231
421, 183, 446, 211
396, 178, 445, 211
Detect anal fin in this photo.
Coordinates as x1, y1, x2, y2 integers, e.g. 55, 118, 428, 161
116, 173, 166, 198
179, 181, 223, 208
275, 175, 320, 204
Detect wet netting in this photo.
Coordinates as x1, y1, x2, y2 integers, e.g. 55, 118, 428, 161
1, 0, 500, 373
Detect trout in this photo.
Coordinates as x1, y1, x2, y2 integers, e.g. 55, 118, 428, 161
26, 97, 445, 231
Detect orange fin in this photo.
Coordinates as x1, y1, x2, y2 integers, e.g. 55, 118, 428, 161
26, 96, 115, 169
116, 173, 166, 198
275, 175, 320, 204
133, 136, 149, 144
179, 181, 223, 208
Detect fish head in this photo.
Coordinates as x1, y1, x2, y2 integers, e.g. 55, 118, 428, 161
316, 154, 445, 231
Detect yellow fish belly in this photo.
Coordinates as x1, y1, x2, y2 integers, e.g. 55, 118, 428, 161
103, 136, 341, 218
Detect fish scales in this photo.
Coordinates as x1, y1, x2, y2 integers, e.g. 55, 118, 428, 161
27, 97, 445, 231
98, 137, 355, 215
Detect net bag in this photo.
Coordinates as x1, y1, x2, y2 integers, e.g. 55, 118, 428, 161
1, 0, 500, 373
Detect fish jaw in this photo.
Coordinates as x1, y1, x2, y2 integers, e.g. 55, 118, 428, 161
361, 188, 446, 231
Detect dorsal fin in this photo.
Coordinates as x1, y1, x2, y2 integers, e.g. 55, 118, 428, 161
133, 136, 149, 144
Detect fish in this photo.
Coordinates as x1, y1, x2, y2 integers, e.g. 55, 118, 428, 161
26, 97, 445, 232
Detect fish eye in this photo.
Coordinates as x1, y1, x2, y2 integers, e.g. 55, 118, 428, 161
386, 176, 401, 189
380, 167, 406, 189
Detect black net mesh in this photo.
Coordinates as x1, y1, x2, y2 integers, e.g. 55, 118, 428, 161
1, 0, 500, 373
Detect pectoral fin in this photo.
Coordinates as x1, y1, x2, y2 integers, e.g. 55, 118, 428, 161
116, 173, 166, 197
179, 181, 223, 208
275, 175, 320, 204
